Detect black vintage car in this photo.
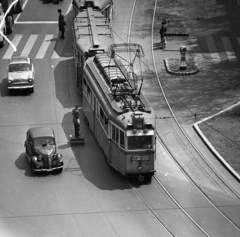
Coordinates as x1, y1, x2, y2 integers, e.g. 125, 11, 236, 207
25, 127, 63, 174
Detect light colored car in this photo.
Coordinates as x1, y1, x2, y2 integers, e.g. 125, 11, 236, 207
7, 55, 35, 93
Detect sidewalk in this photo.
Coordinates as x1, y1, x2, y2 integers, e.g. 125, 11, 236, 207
112, 0, 240, 192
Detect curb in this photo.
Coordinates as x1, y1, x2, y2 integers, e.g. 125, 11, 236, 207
193, 121, 240, 182
164, 58, 199, 76
166, 32, 189, 37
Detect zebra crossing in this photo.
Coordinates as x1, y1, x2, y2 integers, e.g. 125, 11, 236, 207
1, 34, 63, 60
192, 36, 240, 63
1, 33, 240, 62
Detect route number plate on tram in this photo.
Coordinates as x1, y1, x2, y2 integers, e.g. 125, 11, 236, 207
131, 155, 149, 161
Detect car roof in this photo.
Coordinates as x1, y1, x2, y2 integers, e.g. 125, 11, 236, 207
10, 55, 31, 64
28, 127, 54, 138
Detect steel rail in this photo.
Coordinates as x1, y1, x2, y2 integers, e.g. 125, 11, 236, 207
151, 0, 240, 232
125, 0, 212, 236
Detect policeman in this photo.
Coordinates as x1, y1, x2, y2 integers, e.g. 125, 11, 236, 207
72, 106, 81, 138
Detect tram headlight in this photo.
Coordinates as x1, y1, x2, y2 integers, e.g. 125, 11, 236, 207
137, 166, 143, 171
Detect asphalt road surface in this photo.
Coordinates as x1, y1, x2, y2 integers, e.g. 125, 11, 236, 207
0, 0, 240, 236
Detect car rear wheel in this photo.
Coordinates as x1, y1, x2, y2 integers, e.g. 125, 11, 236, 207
6, 16, 13, 35
0, 38, 4, 48
14, 0, 23, 14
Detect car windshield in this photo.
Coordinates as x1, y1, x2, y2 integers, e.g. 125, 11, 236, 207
128, 135, 153, 150
9, 63, 30, 72
34, 137, 55, 147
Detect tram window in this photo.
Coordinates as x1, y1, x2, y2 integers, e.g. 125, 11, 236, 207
97, 102, 99, 118
104, 117, 108, 133
120, 130, 125, 148
112, 125, 116, 141
81, 55, 84, 68
100, 108, 104, 125
87, 84, 91, 101
128, 136, 152, 150
116, 128, 119, 144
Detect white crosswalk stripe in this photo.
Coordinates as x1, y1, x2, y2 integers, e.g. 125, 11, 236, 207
221, 37, 237, 62
21, 34, 38, 56
3, 34, 23, 59
35, 34, 54, 59
205, 36, 221, 62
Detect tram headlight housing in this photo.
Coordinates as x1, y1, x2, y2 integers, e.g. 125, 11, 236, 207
137, 166, 143, 171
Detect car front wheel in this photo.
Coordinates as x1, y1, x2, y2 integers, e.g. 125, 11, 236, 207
31, 162, 36, 174
56, 168, 63, 174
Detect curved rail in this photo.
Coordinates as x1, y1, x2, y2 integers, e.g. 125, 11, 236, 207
125, 0, 240, 235
151, 0, 240, 232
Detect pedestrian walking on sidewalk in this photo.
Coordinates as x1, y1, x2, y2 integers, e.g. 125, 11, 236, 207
58, 9, 66, 39
159, 19, 169, 48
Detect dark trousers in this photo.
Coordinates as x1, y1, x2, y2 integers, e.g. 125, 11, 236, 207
59, 26, 65, 38
74, 123, 80, 137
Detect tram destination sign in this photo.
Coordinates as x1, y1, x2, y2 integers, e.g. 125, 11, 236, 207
131, 155, 149, 161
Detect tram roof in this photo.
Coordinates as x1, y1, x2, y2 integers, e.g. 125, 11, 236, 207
72, 0, 112, 12
73, 8, 113, 57
85, 54, 153, 116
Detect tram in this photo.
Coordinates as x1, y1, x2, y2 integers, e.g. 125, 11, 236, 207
82, 44, 156, 181
72, 0, 114, 89
72, 0, 113, 20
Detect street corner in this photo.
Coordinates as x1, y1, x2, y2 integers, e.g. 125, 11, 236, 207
164, 56, 199, 76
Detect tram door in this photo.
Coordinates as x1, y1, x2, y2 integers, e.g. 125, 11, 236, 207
109, 125, 119, 170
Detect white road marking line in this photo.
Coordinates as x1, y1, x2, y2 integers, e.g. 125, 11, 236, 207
51, 50, 60, 59
15, 21, 58, 24
2, 34, 23, 59
21, 34, 38, 56
35, 34, 54, 59
205, 36, 221, 62
221, 37, 237, 62
14, 0, 29, 23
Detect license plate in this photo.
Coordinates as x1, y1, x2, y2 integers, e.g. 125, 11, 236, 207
46, 169, 53, 172
132, 155, 149, 161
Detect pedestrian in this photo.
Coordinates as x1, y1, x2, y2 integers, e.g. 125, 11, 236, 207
72, 106, 81, 138
159, 19, 169, 47
58, 9, 66, 39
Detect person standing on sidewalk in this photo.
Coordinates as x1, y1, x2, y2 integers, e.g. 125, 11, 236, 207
72, 106, 81, 138
159, 19, 169, 48
58, 9, 65, 39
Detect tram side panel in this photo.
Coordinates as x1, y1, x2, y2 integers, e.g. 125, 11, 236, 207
82, 76, 110, 162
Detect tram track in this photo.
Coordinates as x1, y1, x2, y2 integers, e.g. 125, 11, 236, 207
124, 0, 240, 236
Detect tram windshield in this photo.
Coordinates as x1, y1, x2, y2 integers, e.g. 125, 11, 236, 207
128, 136, 153, 150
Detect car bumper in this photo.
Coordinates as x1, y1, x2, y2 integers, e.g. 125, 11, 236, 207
34, 166, 63, 172
8, 85, 34, 90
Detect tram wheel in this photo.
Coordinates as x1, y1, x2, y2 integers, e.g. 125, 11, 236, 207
146, 175, 152, 183
138, 175, 144, 182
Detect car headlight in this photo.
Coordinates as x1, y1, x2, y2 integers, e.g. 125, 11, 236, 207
8, 80, 12, 84
37, 155, 42, 162
28, 79, 33, 83
56, 153, 63, 162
